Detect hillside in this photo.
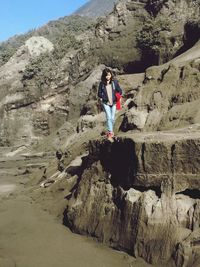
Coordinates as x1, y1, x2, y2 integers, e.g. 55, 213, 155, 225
1, 0, 200, 71
0, 0, 119, 67
0, 15, 95, 67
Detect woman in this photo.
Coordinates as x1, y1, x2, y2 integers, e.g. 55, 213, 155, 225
98, 68, 122, 140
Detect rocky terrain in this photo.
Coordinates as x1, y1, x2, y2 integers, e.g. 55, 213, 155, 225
22, 38, 199, 267
0, 0, 200, 267
55, 40, 200, 267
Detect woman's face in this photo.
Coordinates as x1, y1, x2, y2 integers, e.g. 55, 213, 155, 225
105, 72, 112, 81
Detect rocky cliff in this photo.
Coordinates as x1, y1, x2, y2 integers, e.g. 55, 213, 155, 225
0, 1, 200, 266
94, 0, 200, 69
0, 31, 98, 147
0, 36, 55, 146
119, 41, 200, 132
30, 38, 200, 267
63, 132, 200, 266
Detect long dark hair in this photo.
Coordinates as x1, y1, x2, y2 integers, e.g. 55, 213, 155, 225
101, 68, 114, 84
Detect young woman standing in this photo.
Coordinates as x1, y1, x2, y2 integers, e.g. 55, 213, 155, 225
98, 68, 122, 141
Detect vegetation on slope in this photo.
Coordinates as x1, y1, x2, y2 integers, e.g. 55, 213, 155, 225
0, 15, 95, 67
136, 16, 173, 65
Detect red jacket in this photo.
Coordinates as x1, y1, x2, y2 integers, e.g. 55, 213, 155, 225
115, 92, 122, 110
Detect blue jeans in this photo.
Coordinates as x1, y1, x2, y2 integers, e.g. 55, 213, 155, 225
102, 103, 116, 132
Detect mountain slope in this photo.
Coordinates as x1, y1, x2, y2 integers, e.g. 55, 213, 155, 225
74, 0, 119, 17
0, 15, 95, 67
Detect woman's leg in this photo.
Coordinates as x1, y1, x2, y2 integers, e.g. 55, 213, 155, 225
102, 103, 112, 132
110, 104, 116, 132
102, 104, 116, 133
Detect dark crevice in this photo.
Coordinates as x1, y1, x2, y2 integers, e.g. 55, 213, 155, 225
174, 21, 200, 58
120, 116, 138, 132
176, 189, 200, 199
158, 65, 170, 83
170, 96, 179, 108
63, 154, 90, 201
179, 66, 184, 80
112, 186, 126, 211
141, 143, 146, 172
123, 60, 149, 74
127, 100, 137, 110
99, 138, 138, 190
63, 209, 73, 230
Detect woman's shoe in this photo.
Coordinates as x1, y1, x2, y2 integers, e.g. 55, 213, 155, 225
107, 132, 114, 142
110, 132, 114, 138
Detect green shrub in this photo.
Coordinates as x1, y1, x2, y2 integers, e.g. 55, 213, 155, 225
22, 30, 84, 94
53, 33, 81, 60
0, 46, 16, 65
136, 17, 171, 53
22, 52, 55, 91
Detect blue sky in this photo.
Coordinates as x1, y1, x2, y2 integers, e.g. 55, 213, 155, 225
0, 0, 89, 42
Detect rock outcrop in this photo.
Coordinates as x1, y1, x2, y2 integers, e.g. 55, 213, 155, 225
95, 0, 200, 69
0, 37, 55, 146
118, 40, 200, 132
0, 36, 54, 82
64, 129, 200, 266
57, 37, 200, 267
0, 34, 96, 147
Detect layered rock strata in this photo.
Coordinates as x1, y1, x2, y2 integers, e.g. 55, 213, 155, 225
118, 42, 200, 132
64, 130, 200, 266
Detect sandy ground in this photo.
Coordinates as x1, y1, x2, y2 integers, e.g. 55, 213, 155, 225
0, 167, 160, 267
0, 126, 188, 267
0, 194, 133, 267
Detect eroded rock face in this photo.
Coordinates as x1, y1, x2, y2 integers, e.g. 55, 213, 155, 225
64, 134, 200, 266
146, 0, 199, 19
0, 33, 97, 146
119, 43, 200, 132
95, 0, 200, 69
0, 37, 57, 146
60, 43, 200, 267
